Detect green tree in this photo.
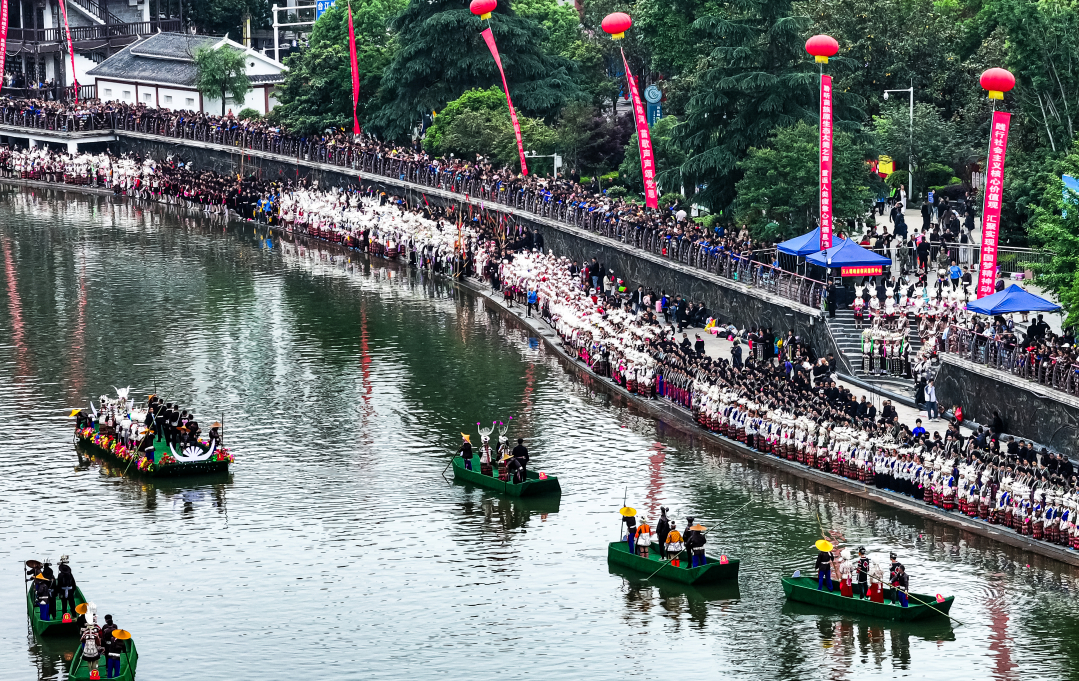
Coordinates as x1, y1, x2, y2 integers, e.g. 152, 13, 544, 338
193, 46, 252, 116
370, 0, 582, 140
424, 87, 557, 169
734, 121, 875, 240
872, 101, 978, 200
513, 0, 581, 58
1027, 140, 1079, 324
619, 115, 686, 195
271, 0, 404, 135
669, 0, 865, 212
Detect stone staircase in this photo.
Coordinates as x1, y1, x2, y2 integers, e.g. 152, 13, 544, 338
827, 309, 921, 396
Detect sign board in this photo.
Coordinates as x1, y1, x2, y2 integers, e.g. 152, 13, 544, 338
646, 102, 662, 127
840, 265, 883, 277
643, 84, 662, 104
927, 190, 934, 204
316, 0, 335, 19
1064, 174, 1079, 218
878, 155, 894, 177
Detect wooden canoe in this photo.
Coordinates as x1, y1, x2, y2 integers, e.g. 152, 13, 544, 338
25, 585, 88, 637
69, 639, 139, 681
606, 541, 740, 585
781, 576, 955, 621
451, 455, 561, 497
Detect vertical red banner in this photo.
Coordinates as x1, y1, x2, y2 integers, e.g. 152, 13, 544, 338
977, 110, 1011, 298
819, 74, 833, 249
620, 49, 658, 208
57, 0, 77, 102
480, 28, 528, 176
347, 3, 361, 135
0, 1, 8, 88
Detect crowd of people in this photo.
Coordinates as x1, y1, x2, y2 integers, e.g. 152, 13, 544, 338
494, 251, 1079, 554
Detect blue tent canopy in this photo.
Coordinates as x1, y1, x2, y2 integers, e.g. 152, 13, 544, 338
777, 227, 847, 256
965, 284, 1062, 315
805, 239, 891, 269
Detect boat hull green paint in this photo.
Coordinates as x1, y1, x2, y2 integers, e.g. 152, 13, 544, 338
781, 576, 954, 621
69, 640, 139, 681
451, 455, 561, 497
26, 586, 88, 637
606, 541, 739, 585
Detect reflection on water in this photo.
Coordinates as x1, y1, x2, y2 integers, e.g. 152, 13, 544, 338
2, 189, 1079, 680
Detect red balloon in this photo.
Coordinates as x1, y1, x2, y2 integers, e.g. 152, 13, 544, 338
470, 0, 497, 19
980, 68, 1015, 94
805, 34, 839, 58
601, 12, 632, 39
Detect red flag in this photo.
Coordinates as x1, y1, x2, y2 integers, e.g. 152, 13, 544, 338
480, 28, 528, 176
620, 49, 658, 209
0, 1, 8, 88
977, 111, 1011, 298
819, 74, 834, 250
57, 0, 78, 102
347, 2, 361, 135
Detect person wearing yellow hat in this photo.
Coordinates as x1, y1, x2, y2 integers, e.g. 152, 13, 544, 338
32, 573, 53, 621
456, 433, 474, 471
814, 540, 835, 591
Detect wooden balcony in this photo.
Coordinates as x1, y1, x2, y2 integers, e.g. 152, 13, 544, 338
7, 19, 182, 49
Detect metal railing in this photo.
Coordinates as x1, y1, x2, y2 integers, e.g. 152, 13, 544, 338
5, 19, 180, 45
0, 103, 827, 309
908, 240, 1052, 276
944, 325, 1079, 397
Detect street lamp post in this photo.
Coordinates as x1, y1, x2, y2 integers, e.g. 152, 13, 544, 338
883, 81, 914, 204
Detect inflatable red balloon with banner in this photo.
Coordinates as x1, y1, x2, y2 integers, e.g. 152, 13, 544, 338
602, 13, 657, 208
470, 0, 496, 20
601, 12, 632, 40
980, 68, 1015, 100
805, 34, 839, 63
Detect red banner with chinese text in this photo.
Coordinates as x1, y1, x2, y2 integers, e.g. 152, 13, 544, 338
977, 111, 1011, 298
0, 1, 8, 88
58, 0, 77, 102
621, 48, 658, 209
840, 265, 882, 278
347, 3, 361, 135
480, 28, 528, 176
819, 74, 833, 249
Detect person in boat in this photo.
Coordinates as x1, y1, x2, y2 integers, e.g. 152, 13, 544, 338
186, 413, 200, 444
893, 564, 910, 607
456, 434, 474, 471
623, 513, 638, 554
80, 605, 103, 677
208, 421, 222, 445
102, 627, 127, 679
497, 452, 512, 482
100, 614, 117, 642
655, 507, 671, 559
664, 522, 684, 566
33, 573, 52, 621
41, 558, 57, 618
837, 549, 854, 597
56, 559, 77, 617
511, 438, 530, 480
506, 454, 525, 484
685, 522, 707, 567
815, 548, 834, 591
854, 547, 870, 599
635, 517, 653, 557
867, 562, 886, 603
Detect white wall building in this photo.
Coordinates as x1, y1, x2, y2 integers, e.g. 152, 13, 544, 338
87, 32, 286, 115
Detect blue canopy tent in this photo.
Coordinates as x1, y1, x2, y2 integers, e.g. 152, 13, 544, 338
965, 284, 1062, 315
805, 239, 891, 269
777, 227, 847, 256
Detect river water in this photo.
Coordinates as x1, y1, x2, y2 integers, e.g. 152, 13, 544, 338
1, 187, 1078, 680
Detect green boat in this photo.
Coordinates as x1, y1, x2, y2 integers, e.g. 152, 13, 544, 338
606, 541, 740, 585
76, 425, 231, 478
69, 639, 139, 681
25, 585, 88, 636
781, 576, 955, 622
451, 455, 561, 497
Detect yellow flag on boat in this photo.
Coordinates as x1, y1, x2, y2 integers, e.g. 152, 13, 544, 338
619, 506, 636, 517
815, 539, 834, 552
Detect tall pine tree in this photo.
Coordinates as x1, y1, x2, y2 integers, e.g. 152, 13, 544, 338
369, 0, 582, 140
670, 0, 864, 212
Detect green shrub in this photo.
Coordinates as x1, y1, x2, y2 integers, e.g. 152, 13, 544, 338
606, 186, 628, 199
660, 192, 687, 208
236, 107, 262, 121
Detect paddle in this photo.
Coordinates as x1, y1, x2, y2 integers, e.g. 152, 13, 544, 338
644, 498, 753, 581
896, 587, 965, 626
441, 448, 458, 481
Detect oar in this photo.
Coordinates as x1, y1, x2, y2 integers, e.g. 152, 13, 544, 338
899, 588, 965, 626
644, 498, 753, 581
441, 449, 460, 481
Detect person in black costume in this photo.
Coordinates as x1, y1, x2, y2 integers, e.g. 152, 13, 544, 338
457, 434, 474, 471
511, 438, 530, 481
56, 561, 77, 616
655, 507, 671, 559
854, 547, 870, 599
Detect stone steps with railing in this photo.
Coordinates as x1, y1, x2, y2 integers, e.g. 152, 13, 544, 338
826, 309, 921, 394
